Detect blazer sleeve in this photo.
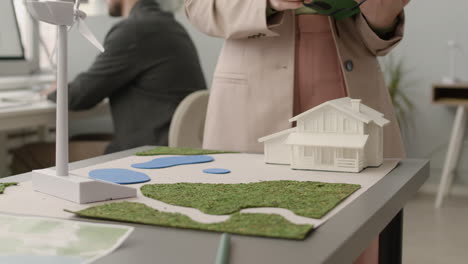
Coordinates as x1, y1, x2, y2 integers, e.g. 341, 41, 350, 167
355, 11, 405, 56
184, 0, 281, 39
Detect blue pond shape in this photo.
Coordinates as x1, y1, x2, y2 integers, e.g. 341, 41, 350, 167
203, 168, 231, 174
89, 168, 151, 184
132, 155, 214, 169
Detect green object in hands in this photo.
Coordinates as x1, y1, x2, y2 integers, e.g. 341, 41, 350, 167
304, 0, 367, 20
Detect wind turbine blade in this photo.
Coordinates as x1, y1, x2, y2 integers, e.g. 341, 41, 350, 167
49, 34, 58, 68
77, 19, 105, 53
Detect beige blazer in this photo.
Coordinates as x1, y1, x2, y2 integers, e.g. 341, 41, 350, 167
185, 0, 406, 158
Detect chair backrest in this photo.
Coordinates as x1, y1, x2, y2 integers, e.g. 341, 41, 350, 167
169, 90, 209, 148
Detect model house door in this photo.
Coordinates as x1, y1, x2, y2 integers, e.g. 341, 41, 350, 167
322, 147, 334, 166
304, 146, 320, 165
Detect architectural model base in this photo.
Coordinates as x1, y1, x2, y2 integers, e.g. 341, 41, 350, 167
32, 169, 137, 204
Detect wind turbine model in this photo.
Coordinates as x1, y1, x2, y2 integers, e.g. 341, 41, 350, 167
25, 0, 136, 204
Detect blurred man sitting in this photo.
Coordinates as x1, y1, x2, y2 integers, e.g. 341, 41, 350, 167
12, 0, 205, 174
47, 0, 206, 153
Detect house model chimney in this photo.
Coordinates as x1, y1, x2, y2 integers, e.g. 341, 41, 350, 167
351, 99, 361, 113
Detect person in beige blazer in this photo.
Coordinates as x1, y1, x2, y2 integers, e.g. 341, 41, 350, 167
185, 0, 409, 160
185, 2, 408, 263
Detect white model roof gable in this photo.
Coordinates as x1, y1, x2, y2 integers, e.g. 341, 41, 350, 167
289, 97, 390, 127
330, 98, 390, 127
258, 127, 297, 143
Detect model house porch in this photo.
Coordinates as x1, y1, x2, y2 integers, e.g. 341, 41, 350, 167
287, 133, 369, 173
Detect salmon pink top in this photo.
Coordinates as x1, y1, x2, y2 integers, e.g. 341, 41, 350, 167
293, 14, 347, 116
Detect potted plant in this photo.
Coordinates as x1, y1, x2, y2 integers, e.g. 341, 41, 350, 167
382, 55, 416, 132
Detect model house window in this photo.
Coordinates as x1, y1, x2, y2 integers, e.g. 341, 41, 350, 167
324, 112, 337, 132
343, 149, 356, 159
344, 119, 349, 132
304, 147, 315, 157
343, 118, 357, 133
305, 119, 319, 132
321, 148, 334, 165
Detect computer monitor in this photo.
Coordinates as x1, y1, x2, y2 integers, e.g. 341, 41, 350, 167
0, 0, 40, 76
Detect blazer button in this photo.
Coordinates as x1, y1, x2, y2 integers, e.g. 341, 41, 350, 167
345, 60, 354, 72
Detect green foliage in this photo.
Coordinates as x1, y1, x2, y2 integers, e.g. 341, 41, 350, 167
141, 181, 361, 219
70, 202, 313, 240
0, 183, 17, 194
135, 146, 236, 156
383, 55, 416, 129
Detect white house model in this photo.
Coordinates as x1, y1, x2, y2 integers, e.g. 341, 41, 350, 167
258, 98, 390, 173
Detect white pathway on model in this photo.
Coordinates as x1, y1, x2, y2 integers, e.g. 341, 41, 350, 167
133, 188, 321, 226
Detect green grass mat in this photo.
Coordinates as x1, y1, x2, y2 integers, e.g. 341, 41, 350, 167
141, 181, 360, 219
69, 202, 313, 240
0, 183, 17, 194
135, 146, 237, 156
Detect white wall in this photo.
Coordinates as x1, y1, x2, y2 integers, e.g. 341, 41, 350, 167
390, 0, 468, 185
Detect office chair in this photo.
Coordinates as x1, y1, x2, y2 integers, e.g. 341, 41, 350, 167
169, 90, 209, 148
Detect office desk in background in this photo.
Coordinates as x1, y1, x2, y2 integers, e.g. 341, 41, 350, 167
0, 89, 110, 177
1, 146, 429, 264
0, 73, 55, 91
432, 83, 468, 207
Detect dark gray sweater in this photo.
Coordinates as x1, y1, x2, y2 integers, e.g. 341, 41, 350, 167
49, 0, 206, 153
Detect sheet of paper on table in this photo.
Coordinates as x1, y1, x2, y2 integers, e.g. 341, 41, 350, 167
0, 213, 133, 264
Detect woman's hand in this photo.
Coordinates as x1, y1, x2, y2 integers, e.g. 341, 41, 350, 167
268, 0, 310, 11
360, 0, 410, 29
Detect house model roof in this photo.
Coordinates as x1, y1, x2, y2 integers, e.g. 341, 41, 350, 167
258, 127, 297, 143
289, 97, 390, 127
